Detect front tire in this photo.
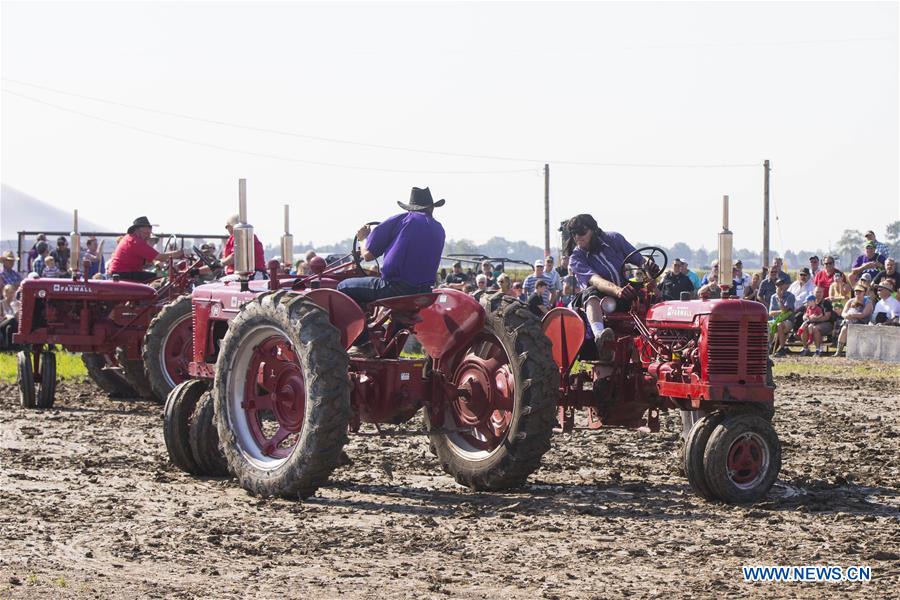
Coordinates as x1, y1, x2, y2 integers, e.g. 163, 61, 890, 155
683, 413, 724, 501
143, 295, 194, 403
426, 295, 557, 490
213, 293, 351, 499
36, 351, 56, 409
17, 350, 35, 409
163, 379, 208, 474
189, 392, 229, 477
703, 413, 781, 503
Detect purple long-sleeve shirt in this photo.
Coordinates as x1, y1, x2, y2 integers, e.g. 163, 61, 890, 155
568, 231, 641, 288
365, 211, 445, 286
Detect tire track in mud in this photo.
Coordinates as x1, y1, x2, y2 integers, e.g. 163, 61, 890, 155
1, 360, 898, 599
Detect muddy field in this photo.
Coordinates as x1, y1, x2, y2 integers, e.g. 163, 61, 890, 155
1, 358, 898, 599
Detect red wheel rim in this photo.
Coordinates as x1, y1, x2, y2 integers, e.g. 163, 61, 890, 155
241, 336, 306, 459
162, 315, 193, 387
726, 431, 769, 489
447, 333, 516, 457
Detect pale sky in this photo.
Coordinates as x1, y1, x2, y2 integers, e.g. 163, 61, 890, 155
2, 1, 898, 254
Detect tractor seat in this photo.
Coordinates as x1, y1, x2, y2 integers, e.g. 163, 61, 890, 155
368, 292, 440, 324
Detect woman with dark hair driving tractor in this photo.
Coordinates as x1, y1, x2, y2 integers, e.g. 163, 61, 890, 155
564, 213, 660, 359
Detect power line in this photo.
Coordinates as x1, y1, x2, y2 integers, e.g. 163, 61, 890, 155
2, 78, 760, 169
1, 89, 537, 176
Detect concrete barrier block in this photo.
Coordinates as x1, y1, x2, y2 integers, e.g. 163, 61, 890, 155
846, 323, 900, 362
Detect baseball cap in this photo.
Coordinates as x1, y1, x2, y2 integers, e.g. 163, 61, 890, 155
865, 230, 875, 237
734, 260, 743, 267
806, 294, 816, 302
861, 272, 873, 282
865, 241, 877, 249
534, 260, 544, 267
799, 267, 810, 275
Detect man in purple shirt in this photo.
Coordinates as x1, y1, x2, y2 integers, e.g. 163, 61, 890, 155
850, 241, 886, 284
337, 187, 446, 356
563, 213, 658, 360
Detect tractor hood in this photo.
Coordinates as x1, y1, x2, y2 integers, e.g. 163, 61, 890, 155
646, 298, 767, 327
18, 277, 157, 302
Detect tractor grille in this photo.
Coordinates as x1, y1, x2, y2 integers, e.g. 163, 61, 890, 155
706, 320, 768, 377
707, 321, 740, 375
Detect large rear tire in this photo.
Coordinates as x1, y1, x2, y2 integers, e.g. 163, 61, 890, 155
82, 352, 136, 398
143, 295, 194, 403
17, 350, 35, 409
115, 347, 157, 402
426, 295, 557, 490
189, 392, 229, 477
163, 379, 208, 474
703, 413, 781, 503
213, 293, 351, 499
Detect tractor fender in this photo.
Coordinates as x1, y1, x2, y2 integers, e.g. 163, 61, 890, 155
541, 307, 585, 373
415, 288, 485, 360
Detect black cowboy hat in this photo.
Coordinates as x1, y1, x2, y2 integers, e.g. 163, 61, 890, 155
397, 187, 446, 212
127, 216, 155, 234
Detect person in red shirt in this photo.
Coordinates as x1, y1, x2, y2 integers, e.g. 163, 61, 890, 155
812, 255, 841, 291
108, 217, 184, 282
217, 214, 266, 276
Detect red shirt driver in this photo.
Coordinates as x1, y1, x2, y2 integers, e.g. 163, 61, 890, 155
108, 216, 184, 282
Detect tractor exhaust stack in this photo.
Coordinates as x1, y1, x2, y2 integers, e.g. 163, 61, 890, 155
281, 204, 294, 271
70, 209, 83, 281
232, 178, 256, 291
718, 195, 733, 296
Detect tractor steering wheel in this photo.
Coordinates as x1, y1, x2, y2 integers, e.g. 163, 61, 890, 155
192, 245, 221, 271
352, 221, 381, 270
620, 246, 668, 285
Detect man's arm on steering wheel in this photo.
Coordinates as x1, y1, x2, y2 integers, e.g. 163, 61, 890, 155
356, 224, 376, 261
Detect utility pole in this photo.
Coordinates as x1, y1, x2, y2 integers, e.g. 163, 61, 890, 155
763, 159, 770, 268
544, 163, 550, 257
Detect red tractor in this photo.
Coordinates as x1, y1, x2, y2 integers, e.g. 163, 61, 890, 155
14, 245, 221, 408
164, 232, 558, 495
542, 246, 780, 503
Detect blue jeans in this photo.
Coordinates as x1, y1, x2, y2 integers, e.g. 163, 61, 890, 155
336, 277, 433, 343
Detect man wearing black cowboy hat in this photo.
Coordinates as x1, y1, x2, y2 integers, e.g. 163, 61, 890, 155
337, 187, 446, 356
108, 216, 184, 282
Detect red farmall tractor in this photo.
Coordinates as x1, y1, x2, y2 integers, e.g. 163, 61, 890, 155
163, 184, 558, 493
14, 232, 222, 408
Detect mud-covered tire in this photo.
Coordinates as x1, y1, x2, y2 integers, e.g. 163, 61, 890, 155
17, 350, 35, 409
214, 293, 351, 499
82, 352, 136, 398
683, 412, 724, 501
703, 413, 781, 504
426, 294, 557, 490
189, 392, 229, 477
36, 351, 56, 409
143, 295, 194, 403
115, 347, 156, 401
163, 379, 208, 474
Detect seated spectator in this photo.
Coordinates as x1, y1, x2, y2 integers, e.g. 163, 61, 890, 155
864, 230, 891, 259
850, 241, 886, 284
51, 236, 71, 275
523, 260, 552, 306
732, 260, 751, 298
305, 250, 317, 263
772, 257, 791, 284
788, 267, 815, 303
31, 241, 50, 277
873, 257, 898, 290
871, 281, 900, 325
26, 234, 46, 273
808, 255, 821, 277
497, 273, 512, 296
834, 285, 873, 356
527, 280, 550, 317
700, 260, 719, 286
0, 283, 21, 350
41, 256, 61, 278
512, 281, 526, 302
828, 271, 852, 314
543, 256, 562, 304
555, 255, 570, 279
480, 261, 497, 289
658, 258, 694, 301
82, 237, 106, 277
293, 259, 307, 275
0, 251, 23, 289
746, 271, 762, 301
757, 267, 781, 307
474, 273, 489, 295
558, 279, 576, 307
769, 279, 796, 357
683, 259, 701, 293
698, 273, 722, 299
797, 286, 834, 357
813, 255, 840, 291
443, 261, 468, 290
